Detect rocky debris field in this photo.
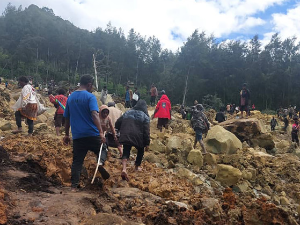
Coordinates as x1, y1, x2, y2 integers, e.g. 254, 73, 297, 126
0, 85, 300, 224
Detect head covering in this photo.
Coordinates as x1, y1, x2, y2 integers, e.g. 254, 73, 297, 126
133, 99, 149, 117
99, 105, 109, 119
108, 102, 115, 107
161, 90, 166, 95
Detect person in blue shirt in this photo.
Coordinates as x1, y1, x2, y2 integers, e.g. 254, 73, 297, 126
63, 75, 109, 190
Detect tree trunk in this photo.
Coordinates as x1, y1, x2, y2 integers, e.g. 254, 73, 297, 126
93, 54, 98, 91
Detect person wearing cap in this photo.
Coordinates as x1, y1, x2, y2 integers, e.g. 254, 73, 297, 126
191, 104, 210, 153
153, 90, 171, 132
239, 83, 251, 118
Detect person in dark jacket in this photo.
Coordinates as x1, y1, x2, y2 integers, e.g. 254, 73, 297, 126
191, 104, 210, 153
115, 100, 150, 181
215, 108, 226, 123
240, 83, 250, 118
283, 116, 289, 132
270, 116, 278, 131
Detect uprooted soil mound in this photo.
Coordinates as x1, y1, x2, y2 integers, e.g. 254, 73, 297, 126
1, 134, 298, 224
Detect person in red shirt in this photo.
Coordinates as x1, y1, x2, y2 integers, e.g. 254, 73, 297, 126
153, 91, 171, 132
49, 89, 68, 136
292, 118, 299, 146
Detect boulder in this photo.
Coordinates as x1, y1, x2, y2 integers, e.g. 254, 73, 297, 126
166, 135, 193, 156
0, 122, 11, 131
200, 197, 222, 217
205, 125, 242, 154
203, 153, 217, 165
187, 149, 203, 167
36, 114, 48, 124
215, 164, 242, 186
149, 139, 166, 153
177, 167, 203, 186
220, 118, 266, 141
251, 133, 275, 150
144, 153, 161, 164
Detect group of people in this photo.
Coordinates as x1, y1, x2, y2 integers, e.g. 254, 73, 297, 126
11, 77, 255, 189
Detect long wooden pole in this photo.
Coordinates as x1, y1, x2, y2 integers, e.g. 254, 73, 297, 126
93, 54, 98, 91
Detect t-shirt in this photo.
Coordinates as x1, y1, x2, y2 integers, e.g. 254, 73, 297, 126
125, 90, 130, 101
49, 94, 67, 115
64, 90, 99, 140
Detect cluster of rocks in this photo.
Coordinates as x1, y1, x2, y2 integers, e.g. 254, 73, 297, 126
1, 86, 300, 224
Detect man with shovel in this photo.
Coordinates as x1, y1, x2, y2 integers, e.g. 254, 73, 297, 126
63, 75, 109, 190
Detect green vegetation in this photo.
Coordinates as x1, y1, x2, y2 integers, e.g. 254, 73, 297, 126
1, 4, 300, 110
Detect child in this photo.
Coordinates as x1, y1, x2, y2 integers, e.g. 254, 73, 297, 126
99, 105, 122, 157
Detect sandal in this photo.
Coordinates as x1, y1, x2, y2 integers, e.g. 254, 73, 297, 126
121, 171, 129, 181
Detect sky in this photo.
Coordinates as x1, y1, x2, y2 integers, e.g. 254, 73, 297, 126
1, 0, 300, 51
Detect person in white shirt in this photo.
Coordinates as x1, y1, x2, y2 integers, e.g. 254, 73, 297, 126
12, 77, 38, 135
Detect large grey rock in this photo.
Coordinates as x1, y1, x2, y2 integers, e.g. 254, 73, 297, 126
220, 118, 266, 141
251, 133, 275, 150
149, 139, 166, 153
205, 125, 242, 154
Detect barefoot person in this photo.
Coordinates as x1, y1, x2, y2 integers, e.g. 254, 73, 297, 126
99, 105, 123, 157
12, 76, 38, 136
63, 75, 109, 190
191, 104, 210, 154
115, 100, 150, 181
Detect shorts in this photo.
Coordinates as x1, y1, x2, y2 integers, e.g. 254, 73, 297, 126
195, 129, 203, 141
55, 114, 65, 127
157, 118, 169, 129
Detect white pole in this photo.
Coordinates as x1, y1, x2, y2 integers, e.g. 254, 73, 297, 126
93, 54, 98, 91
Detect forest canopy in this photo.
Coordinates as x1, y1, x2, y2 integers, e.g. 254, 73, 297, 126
1, 3, 300, 109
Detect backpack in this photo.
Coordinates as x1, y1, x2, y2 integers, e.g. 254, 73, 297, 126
191, 111, 209, 133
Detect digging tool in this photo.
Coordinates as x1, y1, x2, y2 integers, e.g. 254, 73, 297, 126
91, 132, 107, 184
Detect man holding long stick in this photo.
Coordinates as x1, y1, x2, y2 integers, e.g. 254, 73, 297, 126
63, 75, 109, 191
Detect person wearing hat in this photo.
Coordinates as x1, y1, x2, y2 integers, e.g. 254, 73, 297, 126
153, 90, 171, 132
191, 104, 210, 153
239, 83, 251, 118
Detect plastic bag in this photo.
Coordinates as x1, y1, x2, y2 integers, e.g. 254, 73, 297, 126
12, 97, 22, 112
132, 93, 139, 101
36, 95, 46, 116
